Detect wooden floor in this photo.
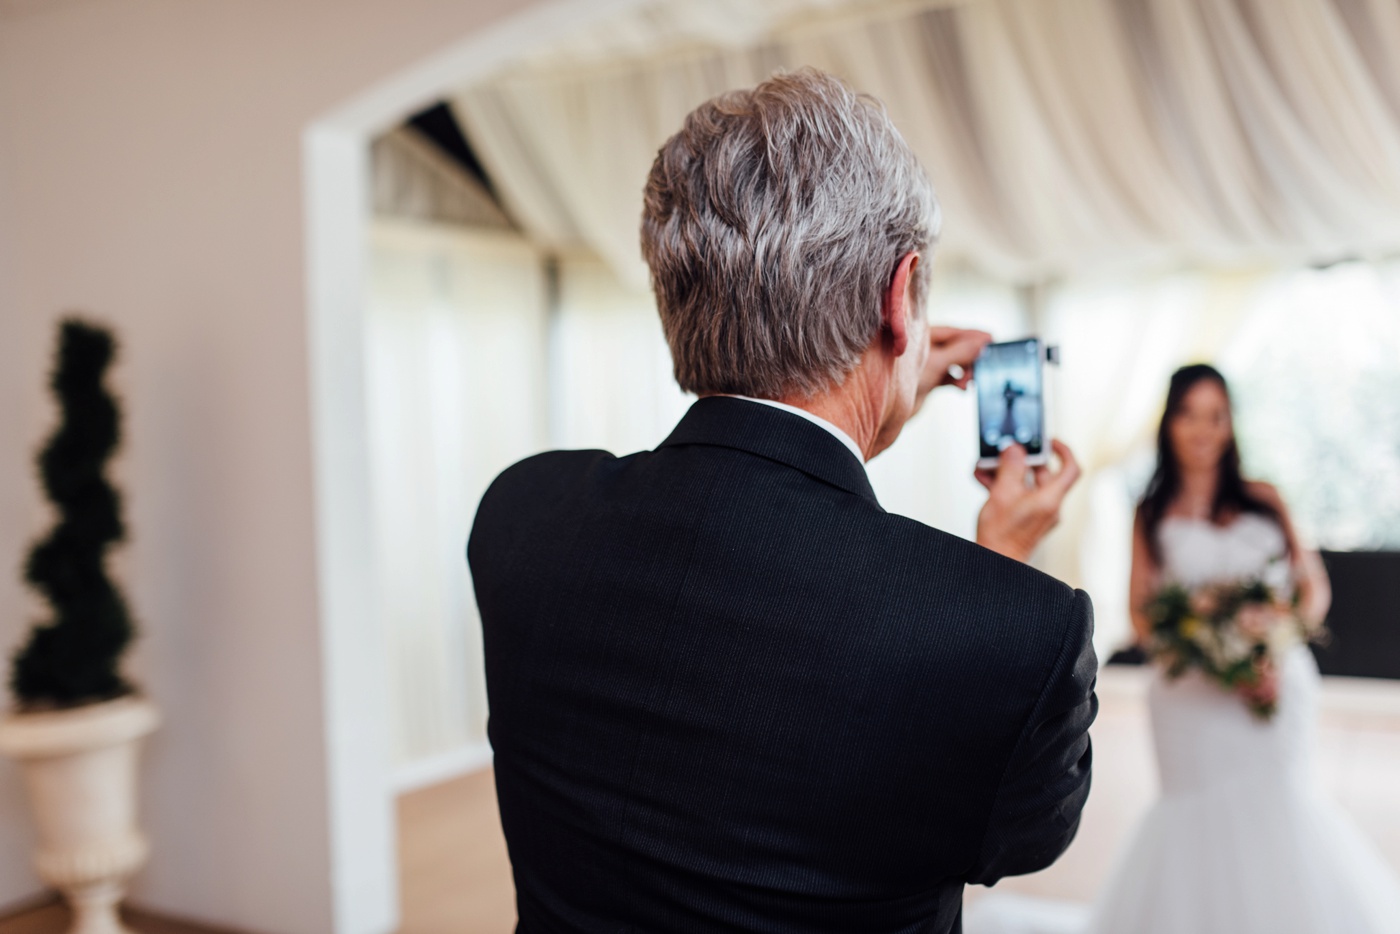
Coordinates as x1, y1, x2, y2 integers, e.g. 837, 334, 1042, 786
0, 899, 233, 934
396, 667, 1400, 931
398, 767, 516, 933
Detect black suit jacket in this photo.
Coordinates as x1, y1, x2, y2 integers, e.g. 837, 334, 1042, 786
469, 397, 1097, 934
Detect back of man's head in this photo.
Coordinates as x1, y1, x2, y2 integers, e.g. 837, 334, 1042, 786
641, 67, 940, 401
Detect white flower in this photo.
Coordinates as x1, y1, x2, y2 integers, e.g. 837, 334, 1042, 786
1189, 624, 1225, 669
1262, 560, 1294, 599
1266, 619, 1301, 659
1219, 627, 1254, 666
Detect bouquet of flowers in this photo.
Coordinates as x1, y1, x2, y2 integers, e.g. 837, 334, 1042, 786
1144, 567, 1324, 720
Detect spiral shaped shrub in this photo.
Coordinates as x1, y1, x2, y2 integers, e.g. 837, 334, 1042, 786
11, 319, 136, 708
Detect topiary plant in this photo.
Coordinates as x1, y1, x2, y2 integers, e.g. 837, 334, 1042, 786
10, 318, 136, 710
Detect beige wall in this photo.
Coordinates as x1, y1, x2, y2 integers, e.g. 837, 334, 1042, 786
0, 1, 547, 929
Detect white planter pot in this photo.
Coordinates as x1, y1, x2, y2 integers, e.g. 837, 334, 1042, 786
0, 696, 159, 934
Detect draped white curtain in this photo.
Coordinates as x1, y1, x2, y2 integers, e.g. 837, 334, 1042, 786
370, 128, 514, 230
549, 254, 693, 453
366, 222, 548, 779
455, 0, 1400, 287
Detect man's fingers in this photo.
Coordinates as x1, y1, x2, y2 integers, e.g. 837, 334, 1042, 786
924, 328, 993, 393
975, 445, 1026, 493
974, 442, 1076, 506
953, 333, 993, 367
947, 363, 976, 390
929, 326, 991, 345
991, 444, 1028, 494
930, 328, 992, 365
1048, 439, 1082, 496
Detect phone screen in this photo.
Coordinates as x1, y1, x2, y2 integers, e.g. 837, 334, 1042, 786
975, 339, 1044, 460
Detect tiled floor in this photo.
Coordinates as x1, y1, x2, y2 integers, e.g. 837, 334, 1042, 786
397, 667, 1400, 932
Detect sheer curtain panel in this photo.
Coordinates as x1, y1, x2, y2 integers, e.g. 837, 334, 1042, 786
366, 221, 548, 784
455, 0, 1400, 287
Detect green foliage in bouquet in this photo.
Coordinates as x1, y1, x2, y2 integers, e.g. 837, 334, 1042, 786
1145, 576, 1316, 720
10, 319, 137, 710
1147, 580, 1275, 682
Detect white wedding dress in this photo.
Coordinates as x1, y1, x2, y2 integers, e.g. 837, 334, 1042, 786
966, 514, 1400, 934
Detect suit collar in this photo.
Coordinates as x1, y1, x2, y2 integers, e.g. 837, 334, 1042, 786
659, 396, 880, 506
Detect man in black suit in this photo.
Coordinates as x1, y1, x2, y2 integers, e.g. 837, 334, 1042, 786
469, 68, 1095, 934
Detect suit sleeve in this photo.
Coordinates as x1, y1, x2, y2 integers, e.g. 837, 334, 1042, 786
965, 588, 1098, 886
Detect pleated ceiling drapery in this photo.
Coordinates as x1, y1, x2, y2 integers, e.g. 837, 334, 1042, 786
453, 0, 1400, 285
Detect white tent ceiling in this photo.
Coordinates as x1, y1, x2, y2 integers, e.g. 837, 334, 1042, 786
453, 0, 1400, 284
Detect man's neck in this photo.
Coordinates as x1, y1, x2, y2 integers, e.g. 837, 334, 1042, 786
776, 366, 885, 462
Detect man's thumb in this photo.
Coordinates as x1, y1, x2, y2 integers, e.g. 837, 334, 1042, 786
994, 445, 1028, 493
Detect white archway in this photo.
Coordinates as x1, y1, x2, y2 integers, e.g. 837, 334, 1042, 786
301, 2, 648, 930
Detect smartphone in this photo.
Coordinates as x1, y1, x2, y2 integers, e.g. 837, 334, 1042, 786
974, 338, 1053, 470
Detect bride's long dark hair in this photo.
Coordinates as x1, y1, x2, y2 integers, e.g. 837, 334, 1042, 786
1137, 364, 1283, 562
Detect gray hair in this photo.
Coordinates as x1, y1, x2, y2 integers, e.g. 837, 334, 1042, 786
641, 67, 941, 399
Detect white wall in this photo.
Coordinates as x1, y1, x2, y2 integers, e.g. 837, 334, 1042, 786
0, 90, 40, 914
0, 1, 553, 929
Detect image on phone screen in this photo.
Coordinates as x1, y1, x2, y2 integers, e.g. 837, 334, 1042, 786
975, 339, 1044, 461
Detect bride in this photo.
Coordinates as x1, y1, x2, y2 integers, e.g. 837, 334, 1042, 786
967, 364, 1400, 934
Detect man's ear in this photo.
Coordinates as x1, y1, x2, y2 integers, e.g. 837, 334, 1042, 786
883, 251, 919, 358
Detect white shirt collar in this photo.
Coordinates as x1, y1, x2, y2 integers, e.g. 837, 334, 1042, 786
730, 396, 866, 464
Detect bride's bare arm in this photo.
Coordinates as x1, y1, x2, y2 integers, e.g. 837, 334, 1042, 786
1293, 547, 1332, 626
1250, 482, 1332, 626
1129, 512, 1158, 645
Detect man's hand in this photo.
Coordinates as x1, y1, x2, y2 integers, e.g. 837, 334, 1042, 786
915, 327, 991, 411
974, 440, 1081, 564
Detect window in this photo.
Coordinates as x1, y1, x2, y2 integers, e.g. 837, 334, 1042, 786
1222, 262, 1400, 552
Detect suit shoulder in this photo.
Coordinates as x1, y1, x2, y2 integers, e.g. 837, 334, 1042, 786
505, 446, 615, 474
885, 511, 1077, 603
875, 513, 1088, 660
486, 448, 615, 499
472, 449, 616, 545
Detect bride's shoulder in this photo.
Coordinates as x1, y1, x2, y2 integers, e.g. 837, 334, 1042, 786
1243, 480, 1300, 546
1245, 480, 1285, 509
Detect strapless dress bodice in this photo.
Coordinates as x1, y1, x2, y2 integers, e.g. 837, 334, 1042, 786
1156, 513, 1287, 590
